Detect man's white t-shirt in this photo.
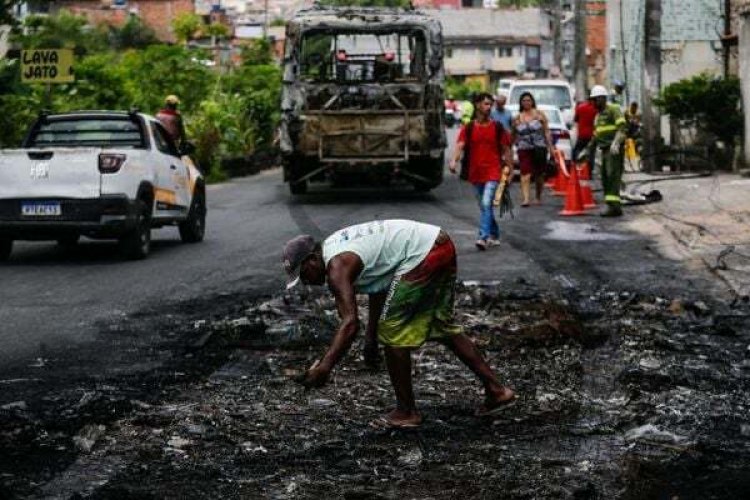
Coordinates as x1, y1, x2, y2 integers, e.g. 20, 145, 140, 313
322, 220, 441, 294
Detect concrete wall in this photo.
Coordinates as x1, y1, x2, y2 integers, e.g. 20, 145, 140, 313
607, 0, 722, 109
740, 15, 750, 166
445, 45, 526, 76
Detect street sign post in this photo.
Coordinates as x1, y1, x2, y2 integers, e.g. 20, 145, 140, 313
21, 48, 74, 84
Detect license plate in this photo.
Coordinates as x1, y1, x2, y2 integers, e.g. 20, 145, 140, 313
21, 202, 61, 216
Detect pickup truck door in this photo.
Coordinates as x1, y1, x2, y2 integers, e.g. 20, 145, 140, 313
150, 122, 190, 217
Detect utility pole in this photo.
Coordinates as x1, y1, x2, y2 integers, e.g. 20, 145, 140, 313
551, 1, 563, 75
573, 0, 588, 100
722, 0, 736, 78
642, 0, 662, 172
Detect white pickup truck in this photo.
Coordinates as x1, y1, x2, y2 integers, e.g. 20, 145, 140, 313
0, 110, 206, 260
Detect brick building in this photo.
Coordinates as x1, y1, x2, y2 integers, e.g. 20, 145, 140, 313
585, 1, 606, 87
51, 0, 195, 43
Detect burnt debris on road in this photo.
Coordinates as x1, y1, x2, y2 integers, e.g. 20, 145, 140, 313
2, 282, 749, 499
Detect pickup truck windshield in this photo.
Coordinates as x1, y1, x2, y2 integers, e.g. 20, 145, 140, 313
28, 118, 144, 148
299, 30, 426, 83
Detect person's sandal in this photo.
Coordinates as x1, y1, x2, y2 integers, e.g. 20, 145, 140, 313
475, 239, 487, 251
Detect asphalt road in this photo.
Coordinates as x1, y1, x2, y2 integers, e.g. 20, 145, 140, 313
0, 129, 722, 369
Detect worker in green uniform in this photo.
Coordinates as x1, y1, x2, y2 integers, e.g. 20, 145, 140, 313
591, 85, 627, 217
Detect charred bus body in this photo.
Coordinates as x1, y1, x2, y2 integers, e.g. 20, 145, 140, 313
280, 7, 447, 194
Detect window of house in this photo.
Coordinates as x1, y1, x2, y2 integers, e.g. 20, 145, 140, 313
446, 48, 453, 58
496, 46, 512, 58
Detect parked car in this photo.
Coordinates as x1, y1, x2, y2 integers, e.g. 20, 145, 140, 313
496, 78, 513, 97
507, 79, 575, 128
504, 104, 572, 168
0, 110, 206, 261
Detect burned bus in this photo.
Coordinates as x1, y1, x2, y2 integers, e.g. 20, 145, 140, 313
279, 6, 447, 194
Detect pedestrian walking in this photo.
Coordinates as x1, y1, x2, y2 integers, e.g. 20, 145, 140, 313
490, 93, 513, 131
572, 96, 597, 171
511, 92, 555, 207
591, 85, 628, 217
448, 92, 513, 250
156, 95, 187, 147
283, 220, 517, 429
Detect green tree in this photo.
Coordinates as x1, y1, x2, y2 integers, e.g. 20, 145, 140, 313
171, 11, 204, 45
13, 9, 109, 54
654, 73, 742, 158
54, 53, 133, 112
110, 14, 158, 50
119, 44, 213, 114
240, 38, 273, 66
445, 78, 484, 100
205, 22, 229, 42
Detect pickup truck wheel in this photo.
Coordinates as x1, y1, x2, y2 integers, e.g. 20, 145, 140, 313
289, 179, 308, 195
0, 239, 12, 261
179, 191, 206, 243
119, 201, 151, 260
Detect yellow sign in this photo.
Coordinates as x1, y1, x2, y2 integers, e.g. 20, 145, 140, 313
21, 49, 74, 84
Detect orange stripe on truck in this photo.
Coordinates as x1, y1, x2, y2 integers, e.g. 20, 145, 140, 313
154, 188, 177, 205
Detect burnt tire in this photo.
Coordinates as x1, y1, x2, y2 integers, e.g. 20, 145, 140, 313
179, 191, 206, 243
289, 180, 308, 195
0, 239, 12, 261
119, 201, 151, 260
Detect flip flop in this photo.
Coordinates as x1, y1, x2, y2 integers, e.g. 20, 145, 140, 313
369, 415, 422, 430
476, 395, 518, 417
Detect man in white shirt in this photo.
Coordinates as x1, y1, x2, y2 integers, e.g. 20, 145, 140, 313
283, 219, 516, 428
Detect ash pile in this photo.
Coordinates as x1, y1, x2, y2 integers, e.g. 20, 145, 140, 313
10, 284, 750, 499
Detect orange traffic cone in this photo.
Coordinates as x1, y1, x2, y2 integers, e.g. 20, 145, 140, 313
559, 159, 585, 216
551, 150, 568, 196
578, 161, 597, 210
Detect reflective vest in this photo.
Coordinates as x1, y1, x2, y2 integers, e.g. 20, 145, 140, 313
593, 103, 626, 147
461, 101, 474, 125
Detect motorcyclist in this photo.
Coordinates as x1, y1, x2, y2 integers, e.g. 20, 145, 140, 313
156, 95, 187, 147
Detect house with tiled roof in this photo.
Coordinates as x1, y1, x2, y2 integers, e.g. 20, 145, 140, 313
426, 7, 553, 89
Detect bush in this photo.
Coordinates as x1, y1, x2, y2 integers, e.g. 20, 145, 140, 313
0, 11, 282, 180
654, 73, 742, 151
445, 78, 485, 101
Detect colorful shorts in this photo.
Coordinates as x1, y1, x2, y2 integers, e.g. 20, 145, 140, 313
377, 236, 462, 347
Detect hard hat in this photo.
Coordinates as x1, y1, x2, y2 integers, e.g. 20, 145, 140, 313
165, 95, 180, 105
590, 85, 608, 98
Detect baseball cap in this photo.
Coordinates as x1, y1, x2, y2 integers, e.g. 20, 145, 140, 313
165, 95, 180, 105
282, 234, 317, 289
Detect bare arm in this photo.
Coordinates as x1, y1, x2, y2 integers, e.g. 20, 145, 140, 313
449, 141, 465, 174
299, 253, 363, 387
